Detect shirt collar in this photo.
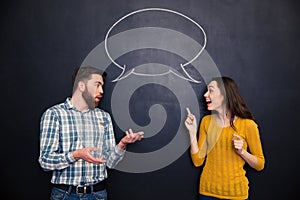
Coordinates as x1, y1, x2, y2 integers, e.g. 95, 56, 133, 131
65, 97, 92, 113
65, 97, 74, 110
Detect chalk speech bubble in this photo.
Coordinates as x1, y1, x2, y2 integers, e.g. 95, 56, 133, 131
104, 8, 207, 83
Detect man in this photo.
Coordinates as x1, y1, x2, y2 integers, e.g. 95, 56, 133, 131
39, 66, 144, 200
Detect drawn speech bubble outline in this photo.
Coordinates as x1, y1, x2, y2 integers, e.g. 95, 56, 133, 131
104, 7, 207, 83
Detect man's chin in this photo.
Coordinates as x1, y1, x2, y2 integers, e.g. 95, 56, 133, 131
95, 97, 101, 102
94, 99, 100, 106
87, 100, 97, 109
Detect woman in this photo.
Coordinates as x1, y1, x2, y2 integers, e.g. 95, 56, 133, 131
185, 77, 265, 200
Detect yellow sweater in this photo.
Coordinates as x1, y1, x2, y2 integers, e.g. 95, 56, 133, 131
191, 115, 265, 200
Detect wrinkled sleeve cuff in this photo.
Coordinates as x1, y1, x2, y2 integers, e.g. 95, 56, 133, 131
66, 152, 76, 163
115, 146, 126, 156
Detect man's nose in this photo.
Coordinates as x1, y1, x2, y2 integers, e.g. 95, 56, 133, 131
204, 91, 208, 97
98, 87, 103, 94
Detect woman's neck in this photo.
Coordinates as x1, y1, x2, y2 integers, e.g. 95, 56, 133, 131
215, 108, 231, 127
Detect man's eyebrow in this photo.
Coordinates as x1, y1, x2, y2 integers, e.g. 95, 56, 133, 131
96, 81, 104, 85
94, 81, 101, 84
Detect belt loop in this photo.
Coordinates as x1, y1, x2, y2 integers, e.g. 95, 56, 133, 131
67, 185, 72, 194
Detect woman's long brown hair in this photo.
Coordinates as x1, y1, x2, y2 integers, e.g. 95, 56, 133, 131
211, 77, 255, 130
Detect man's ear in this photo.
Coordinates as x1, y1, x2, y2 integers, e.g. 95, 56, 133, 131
78, 81, 85, 92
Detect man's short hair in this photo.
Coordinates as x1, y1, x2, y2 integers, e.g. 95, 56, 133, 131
72, 66, 107, 93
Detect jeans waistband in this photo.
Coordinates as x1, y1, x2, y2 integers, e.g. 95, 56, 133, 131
53, 180, 106, 194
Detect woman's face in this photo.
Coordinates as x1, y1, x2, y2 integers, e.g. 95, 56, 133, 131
203, 80, 224, 111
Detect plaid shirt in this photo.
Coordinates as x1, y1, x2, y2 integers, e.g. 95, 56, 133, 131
39, 98, 124, 186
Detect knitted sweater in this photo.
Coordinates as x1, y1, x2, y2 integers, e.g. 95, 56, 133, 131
191, 115, 265, 199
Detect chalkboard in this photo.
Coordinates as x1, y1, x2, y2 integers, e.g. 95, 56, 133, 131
1, 0, 299, 199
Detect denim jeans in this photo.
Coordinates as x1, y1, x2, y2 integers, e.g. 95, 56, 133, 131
51, 186, 107, 200
199, 194, 248, 200
199, 194, 220, 200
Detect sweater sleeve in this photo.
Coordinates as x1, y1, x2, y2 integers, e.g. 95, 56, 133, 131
191, 116, 208, 167
245, 120, 265, 171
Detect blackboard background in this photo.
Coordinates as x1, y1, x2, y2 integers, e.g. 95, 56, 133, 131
1, 0, 299, 199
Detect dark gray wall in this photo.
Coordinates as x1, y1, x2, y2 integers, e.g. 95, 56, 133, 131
1, 0, 299, 199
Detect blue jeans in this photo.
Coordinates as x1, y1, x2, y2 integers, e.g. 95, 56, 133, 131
51, 187, 107, 200
199, 194, 220, 200
199, 194, 248, 200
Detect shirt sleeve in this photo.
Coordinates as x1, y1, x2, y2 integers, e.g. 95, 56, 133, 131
38, 109, 76, 171
245, 120, 265, 171
103, 113, 125, 169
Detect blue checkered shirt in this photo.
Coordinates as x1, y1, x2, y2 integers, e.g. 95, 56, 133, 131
39, 98, 125, 185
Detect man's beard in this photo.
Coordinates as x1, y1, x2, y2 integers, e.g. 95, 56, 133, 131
82, 88, 95, 109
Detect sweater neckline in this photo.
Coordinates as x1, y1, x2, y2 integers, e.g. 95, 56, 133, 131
211, 114, 239, 129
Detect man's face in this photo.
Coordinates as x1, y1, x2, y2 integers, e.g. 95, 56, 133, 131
82, 74, 104, 109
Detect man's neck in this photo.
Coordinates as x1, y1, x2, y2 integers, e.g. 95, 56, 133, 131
70, 94, 88, 112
